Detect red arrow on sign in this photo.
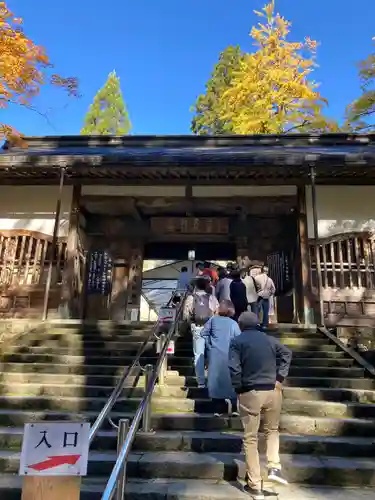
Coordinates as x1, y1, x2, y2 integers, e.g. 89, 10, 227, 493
27, 455, 81, 472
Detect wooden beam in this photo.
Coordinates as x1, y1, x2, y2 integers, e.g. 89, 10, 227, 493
3, 175, 375, 186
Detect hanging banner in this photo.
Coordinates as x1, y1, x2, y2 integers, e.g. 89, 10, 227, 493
87, 250, 113, 296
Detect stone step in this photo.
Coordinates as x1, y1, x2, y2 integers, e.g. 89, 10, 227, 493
1, 395, 374, 420
9, 337, 336, 351
3, 341, 160, 358
7, 341, 349, 358
0, 360, 365, 379
9, 327, 325, 342
173, 342, 341, 353
2, 370, 374, 390
0, 352, 356, 368
0, 410, 373, 437
0, 476, 373, 500
3, 382, 375, 404
0, 427, 373, 458
0, 450, 373, 487
177, 366, 365, 378
106, 338, 338, 350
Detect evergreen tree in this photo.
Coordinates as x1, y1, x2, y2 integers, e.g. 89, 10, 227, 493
81, 71, 131, 135
191, 46, 245, 135
346, 39, 375, 132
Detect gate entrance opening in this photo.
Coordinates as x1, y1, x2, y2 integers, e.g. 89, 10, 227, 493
144, 242, 237, 261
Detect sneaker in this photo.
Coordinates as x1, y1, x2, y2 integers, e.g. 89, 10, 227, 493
268, 468, 288, 485
232, 400, 240, 417
243, 485, 265, 500
225, 399, 232, 416
198, 384, 206, 389
214, 412, 223, 417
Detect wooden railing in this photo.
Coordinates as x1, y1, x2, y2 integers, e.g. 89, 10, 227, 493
309, 231, 375, 317
0, 230, 68, 290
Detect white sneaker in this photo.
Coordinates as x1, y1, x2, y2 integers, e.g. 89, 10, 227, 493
268, 468, 288, 485
226, 399, 239, 417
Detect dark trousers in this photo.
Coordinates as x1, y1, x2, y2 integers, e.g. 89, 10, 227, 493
233, 307, 247, 323
212, 398, 238, 415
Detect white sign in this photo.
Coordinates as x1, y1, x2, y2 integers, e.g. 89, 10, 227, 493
130, 308, 139, 322
159, 307, 176, 323
19, 421, 90, 477
188, 250, 195, 261
167, 340, 175, 355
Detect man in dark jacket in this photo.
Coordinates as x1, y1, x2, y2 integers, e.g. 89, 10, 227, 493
229, 268, 248, 321
228, 312, 292, 500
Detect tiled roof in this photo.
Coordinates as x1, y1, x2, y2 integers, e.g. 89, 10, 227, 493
0, 134, 374, 184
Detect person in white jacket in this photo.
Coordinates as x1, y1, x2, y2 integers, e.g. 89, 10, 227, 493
254, 266, 276, 330
242, 271, 259, 314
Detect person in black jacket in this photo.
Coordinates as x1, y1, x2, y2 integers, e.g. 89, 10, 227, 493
229, 268, 248, 321
228, 311, 292, 500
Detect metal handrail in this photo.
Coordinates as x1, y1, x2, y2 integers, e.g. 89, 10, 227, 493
88, 289, 181, 445
100, 290, 188, 500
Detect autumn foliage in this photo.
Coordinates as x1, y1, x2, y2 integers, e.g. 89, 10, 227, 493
0, 1, 78, 142
218, 1, 337, 134
192, 1, 338, 135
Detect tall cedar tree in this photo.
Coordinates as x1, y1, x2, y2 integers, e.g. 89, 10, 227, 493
191, 46, 245, 134
218, 1, 337, 134
0, 1, 78, 143
81, 71, 131, 135
346, 39, 375, 132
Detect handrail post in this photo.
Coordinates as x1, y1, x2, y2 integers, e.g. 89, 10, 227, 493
158, 334, 167, 386
141, 364, 153, 432
99, 291, 189, 500
115, 419, 129, 500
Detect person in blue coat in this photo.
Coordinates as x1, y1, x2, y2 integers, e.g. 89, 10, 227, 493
201, 299, 241, 416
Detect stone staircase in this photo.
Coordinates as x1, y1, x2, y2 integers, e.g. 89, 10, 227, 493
0, 321, 374, 499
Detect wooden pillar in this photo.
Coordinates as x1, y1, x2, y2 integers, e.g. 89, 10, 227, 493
296, 186, 314, 324
310, 166, 324, 326
60, 185, 81, 319
42, 168, 65, 321
110, 242, 131, 322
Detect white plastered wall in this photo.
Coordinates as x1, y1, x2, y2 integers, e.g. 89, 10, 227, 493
0, 186, 73, 237
306, 186, 375, 238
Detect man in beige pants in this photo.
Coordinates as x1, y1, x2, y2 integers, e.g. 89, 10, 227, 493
229, 312, 292, 500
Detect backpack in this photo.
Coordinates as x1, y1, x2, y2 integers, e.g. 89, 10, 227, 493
192, 292, 216, 325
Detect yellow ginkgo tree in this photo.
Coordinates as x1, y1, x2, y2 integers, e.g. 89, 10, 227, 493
219, 1, 338, 134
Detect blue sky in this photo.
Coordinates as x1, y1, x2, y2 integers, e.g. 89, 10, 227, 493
3, 0, 375, 135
